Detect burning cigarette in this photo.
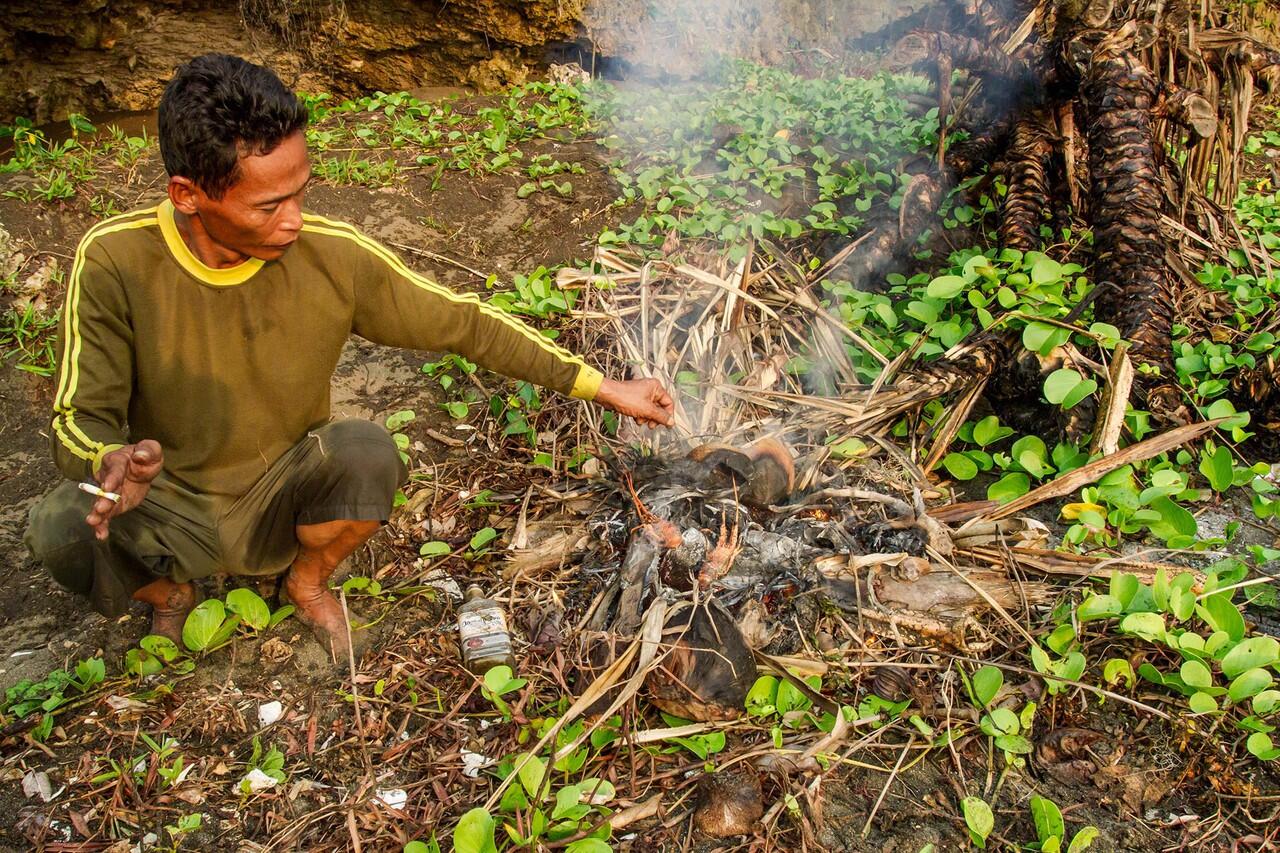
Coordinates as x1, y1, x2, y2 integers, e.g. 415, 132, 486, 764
78, 482, 121, 503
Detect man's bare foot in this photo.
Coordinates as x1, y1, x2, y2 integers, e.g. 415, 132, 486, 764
283, 572, 351, 660
134, 578, 200, 644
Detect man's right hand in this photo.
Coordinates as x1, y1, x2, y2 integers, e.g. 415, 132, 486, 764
86, 440, 163, 540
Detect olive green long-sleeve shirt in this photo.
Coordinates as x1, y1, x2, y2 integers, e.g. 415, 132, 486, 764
50, 201, 602, 498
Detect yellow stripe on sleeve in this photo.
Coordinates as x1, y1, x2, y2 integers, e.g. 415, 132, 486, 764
54, 208, 159, 460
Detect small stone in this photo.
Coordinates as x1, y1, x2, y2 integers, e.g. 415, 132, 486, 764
258, 700, 284, 727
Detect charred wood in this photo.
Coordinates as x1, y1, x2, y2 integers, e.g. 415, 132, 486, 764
908, 31, 1037, 83
826, 172, 946, 289
1080, 37, 1180, 413
1001, 107, 1056, 250
1158, 83, 1218, 143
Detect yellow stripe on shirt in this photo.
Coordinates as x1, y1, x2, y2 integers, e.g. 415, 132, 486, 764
300, 213, 603, 399
54, 208, 160, 459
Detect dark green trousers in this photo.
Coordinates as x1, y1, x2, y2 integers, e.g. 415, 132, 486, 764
25, 419, 406, 617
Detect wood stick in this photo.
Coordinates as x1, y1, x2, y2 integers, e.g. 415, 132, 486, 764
1090, 342, 1134, 456
964, 418, 1223, 524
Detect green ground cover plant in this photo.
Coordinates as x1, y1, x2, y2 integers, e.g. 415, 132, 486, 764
2, 67, 1280, 850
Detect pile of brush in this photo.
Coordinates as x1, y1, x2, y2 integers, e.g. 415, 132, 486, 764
524, 435, 1049, 723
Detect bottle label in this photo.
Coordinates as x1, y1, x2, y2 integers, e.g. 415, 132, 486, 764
459, 606, 513, 668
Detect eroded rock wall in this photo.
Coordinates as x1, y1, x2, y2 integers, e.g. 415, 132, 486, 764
0, 0, 930, 124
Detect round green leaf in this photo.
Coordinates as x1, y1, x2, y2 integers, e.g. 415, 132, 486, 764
972, 415, 1011, 447
1188, 691, 1217, 713
962, 796, 994, 846
1109, 572, 1140, 609
1170, 588, 1196, 622
1060, 378, 1098, 410
1102, 658, 1135, 688
1228, 668, 1274, 703
996, 733, 1033, 754
942, 452, 979, 481
513, 752, 548, 801
1119, 612, 1166, 642
971, 665, 1003, 707
1067, 826, 1100, 853
1252, 690, 1280, 715
1078, 594, 1121, 623
745, 675, 780, 712
1145, 497, 1197, 543
1030, 795, 1065, 844
577, 777, 616, 805
1030, 255, 1063, 284
125, 648, 163, 677
1023, 322, 1070, 356
1200, 594, 1246, 642
469, 527, 499, 550
139, 634, 180, 662
1247, 732, 1280, 761
1200, 445, 1234, 492
419, 541, 451, 557
226, 588, 271, 631
384, 409, 416, 431
182, 599, 226, 652
565, 841, 612, 853
1222, 636, 1280, 679
452, 808, 497, 853
983, 707, 1019, 735
988, 472, 1031, 504
926, 274, 966, 299
1044, 368, 1084, 405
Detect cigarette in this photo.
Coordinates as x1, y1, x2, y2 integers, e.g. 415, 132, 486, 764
78, 482, 121, 503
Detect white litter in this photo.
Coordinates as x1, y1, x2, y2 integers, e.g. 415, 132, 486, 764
423, 568, 462, 600
239, 768, 279, 793
374, 788, 408, 810
257, 700, 284, 727
172, 763, 194, 786
461, 749, 491, 778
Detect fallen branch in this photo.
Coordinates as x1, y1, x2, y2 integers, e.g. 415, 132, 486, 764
964, 418, 1224, 524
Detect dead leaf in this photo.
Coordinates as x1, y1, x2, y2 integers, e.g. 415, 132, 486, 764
260, 637, 294, 664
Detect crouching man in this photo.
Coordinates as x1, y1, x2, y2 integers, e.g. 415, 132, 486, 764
24, 54, 673, 659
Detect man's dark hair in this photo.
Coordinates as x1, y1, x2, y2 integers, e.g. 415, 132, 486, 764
158, 54, 308, 198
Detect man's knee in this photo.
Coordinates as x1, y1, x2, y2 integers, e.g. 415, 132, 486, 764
308, 419, 406, 489
25, 485, 95, 594
26, 486, 93, 559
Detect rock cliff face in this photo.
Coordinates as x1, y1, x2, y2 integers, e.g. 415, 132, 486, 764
0, 0, 929, 124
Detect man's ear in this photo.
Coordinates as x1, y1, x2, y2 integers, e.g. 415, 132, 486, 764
168, 176, 202, 215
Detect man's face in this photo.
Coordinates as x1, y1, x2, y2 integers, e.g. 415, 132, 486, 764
186, 130, 312, 261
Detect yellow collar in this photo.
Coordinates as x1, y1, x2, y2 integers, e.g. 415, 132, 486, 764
158, 199, 265, 286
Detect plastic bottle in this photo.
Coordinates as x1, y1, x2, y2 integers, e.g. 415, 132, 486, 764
458, 585, 516, 674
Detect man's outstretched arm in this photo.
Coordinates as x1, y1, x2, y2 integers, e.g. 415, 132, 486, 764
331, 220, 674, 425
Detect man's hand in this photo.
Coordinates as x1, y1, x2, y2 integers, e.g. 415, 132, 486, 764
593, 377, 675, 428
86, 440, 163, 540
